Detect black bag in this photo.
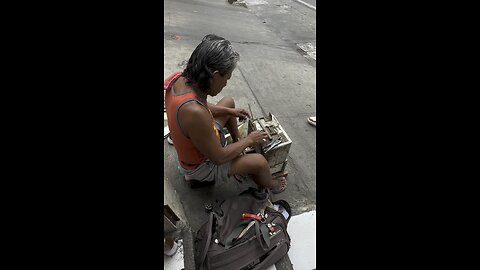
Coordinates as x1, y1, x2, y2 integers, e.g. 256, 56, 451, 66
194, 188, 292, 270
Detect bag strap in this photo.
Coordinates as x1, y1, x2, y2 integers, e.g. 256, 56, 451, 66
254, 220, 271, 251
197, 213, 214, 270
251, 239, 287, 270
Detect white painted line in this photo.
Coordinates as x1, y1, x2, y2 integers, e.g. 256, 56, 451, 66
292, 0, 316, 11
245, 0, 269, 5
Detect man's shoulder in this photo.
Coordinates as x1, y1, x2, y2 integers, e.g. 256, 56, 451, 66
180, 102, 212, 134
181, 101, 209, 116
164, 71, 182, 90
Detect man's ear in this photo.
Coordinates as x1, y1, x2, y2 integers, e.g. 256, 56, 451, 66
212, 70, 221, 78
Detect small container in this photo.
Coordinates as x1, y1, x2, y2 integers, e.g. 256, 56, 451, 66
164, 237, 178, 256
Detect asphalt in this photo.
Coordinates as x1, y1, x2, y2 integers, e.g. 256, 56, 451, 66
164, 0, 316, 268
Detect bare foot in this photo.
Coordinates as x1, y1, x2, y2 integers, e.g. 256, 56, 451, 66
271, 176, 287, 194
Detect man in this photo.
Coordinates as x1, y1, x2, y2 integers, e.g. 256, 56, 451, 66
164, 34, 287, 193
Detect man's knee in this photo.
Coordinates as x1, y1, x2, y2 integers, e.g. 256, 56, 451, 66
219, 96, 235, 108
249, 153, 269, 171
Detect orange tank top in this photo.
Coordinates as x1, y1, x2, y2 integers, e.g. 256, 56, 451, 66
164, 71, 221, 170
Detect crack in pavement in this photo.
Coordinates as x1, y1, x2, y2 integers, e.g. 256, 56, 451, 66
231, 40, 292, 50
275, 113, 317, 119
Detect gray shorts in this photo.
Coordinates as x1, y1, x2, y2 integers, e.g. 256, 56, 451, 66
179, 121, 230, 182
180, 160, 232, 183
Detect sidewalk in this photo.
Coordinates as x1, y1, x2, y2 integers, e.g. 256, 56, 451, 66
164, 0, 316, 268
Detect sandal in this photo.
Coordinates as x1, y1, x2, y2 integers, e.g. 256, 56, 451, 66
271, 176, 287, 194
307, 116, 316, 126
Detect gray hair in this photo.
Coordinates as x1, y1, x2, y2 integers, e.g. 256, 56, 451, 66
182, 34, 240, 92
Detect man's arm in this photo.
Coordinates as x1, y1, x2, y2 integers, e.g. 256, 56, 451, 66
207, 102, 232, 118
208, 102, 250, 120
180, 103, 265, 165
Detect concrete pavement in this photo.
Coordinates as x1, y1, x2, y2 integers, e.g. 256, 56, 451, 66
164, 0, 316, 268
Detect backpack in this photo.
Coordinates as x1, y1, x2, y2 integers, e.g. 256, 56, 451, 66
194, 187, 292, 270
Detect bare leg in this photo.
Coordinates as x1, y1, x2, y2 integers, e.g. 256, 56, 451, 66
228, 153, 285, 189
214, 96, 241, 142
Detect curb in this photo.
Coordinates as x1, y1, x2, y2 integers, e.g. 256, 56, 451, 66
177, 221, 197, 270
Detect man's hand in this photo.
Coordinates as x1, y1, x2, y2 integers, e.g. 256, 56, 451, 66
230, 108, 250, 121
246, 131, 268, 145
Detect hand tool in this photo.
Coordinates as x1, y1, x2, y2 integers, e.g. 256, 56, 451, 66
248, 103, 254, 120
237, 220, 256, 239
263, 138, 282, 153
258, 119, 272, 140
262, 137, 278, 150
241, 213, 263, 221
